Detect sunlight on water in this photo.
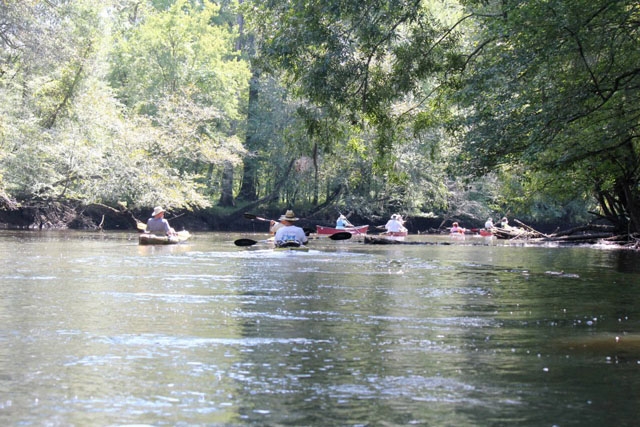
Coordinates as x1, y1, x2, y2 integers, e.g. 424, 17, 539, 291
1, 231, 640, 426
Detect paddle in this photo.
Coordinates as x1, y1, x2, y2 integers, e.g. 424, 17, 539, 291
244, 212, 314, 236
235, 231, 349, 247
234, 238, 259, 247
329, 231, 352, 240
243, 213, 272, 222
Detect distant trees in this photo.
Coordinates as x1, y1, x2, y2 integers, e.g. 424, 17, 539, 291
1, 0, 638, 231
106, 0, 251, 209
0, 0, 250, 212
239, 0, 465, 218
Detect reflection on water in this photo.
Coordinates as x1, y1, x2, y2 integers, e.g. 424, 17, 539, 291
1, 230, 640, 425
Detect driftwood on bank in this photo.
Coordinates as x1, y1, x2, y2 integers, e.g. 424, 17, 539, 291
492, 219, 626, 245
551, 223, 616, 237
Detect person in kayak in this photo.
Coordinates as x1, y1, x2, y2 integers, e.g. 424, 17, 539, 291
145, 206, 176, 236
335, 214, 353, 229
384, 214, 406, 233
450, 221, 465, 234
274, 210, 308, 247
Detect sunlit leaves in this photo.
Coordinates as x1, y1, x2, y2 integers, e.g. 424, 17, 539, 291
105, 0, 250, 207
0, 0, 249, 211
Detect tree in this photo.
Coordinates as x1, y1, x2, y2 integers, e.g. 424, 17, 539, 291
108, 0, 250, 207
238, 0, 466, 217
0, 0, 250, 212
455, 0, 640, 232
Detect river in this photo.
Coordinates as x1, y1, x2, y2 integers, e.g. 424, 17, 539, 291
1, 230, 640, 426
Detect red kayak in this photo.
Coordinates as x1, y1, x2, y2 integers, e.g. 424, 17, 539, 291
316, 225, 369, 235
382, 230, 408, 237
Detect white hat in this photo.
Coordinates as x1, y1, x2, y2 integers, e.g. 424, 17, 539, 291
152, 206, 165, 217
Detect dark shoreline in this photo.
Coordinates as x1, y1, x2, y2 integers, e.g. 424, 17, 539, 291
3, 198, 631, 250
0, 199, 449, 233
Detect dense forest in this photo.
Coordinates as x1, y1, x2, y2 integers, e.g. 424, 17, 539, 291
1, 0, 639, 236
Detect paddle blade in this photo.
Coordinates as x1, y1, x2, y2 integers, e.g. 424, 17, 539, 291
136, 221, 147, 231
329, 231, 352, 240
234, 238, 258, 247
244, 213, 272, 222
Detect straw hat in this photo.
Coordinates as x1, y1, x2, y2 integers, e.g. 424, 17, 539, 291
279, 210, 299, 222
152, 206, 165, 217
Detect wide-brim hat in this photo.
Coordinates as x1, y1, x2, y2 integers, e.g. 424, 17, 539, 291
152, 206, 165, 216
279, 210, 299, 222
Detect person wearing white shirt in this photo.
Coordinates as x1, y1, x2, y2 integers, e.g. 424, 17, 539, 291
274, 210, 308, 247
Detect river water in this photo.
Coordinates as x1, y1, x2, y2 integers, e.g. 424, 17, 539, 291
1, 230, 640, 426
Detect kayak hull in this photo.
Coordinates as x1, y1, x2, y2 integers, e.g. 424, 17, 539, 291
274, 241, 309, 251
382, 231, 408, 237
274, 246, 309, 252
139, 231, 191, 245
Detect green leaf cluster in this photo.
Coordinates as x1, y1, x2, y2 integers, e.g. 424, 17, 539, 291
455, 0, 640, 230
0, 0, 250, 213
2, 0, 637, 230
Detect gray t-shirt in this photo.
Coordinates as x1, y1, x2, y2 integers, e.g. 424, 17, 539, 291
146, 217, 171, 234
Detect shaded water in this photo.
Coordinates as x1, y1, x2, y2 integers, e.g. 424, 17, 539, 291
1, 230, 640, 426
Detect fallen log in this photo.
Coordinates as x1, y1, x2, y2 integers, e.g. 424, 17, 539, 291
513, 219, 548, 238
551, 223, 616, 238
492, 227, 531, 240
363, 236, 448, 245
541, 232, 615, 243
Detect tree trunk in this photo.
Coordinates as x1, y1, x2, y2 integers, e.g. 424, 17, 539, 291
312, 142, 319, 205
238, 68, 261, 201
219, 161, 235, 207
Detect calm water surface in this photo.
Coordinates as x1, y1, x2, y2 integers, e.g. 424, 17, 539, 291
1, 230, 640, 426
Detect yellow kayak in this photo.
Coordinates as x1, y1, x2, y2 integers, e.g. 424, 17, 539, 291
139, 230, 191, 245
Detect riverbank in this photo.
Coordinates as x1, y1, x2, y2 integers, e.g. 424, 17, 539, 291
3, 197, 635, 249
0, 198, 438, 233
0, 199, 228, 232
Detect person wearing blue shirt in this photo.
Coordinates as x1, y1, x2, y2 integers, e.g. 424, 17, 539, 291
336, 214, 349, 229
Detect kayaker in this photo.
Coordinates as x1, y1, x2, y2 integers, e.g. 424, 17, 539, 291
485, 218, 494, 229
336, 214, 352, 229
500, 217, 510, 229
274, 210, 308, 246
450, 221, 465, 234
384, 214, 406, 233
145, 206, 176, 236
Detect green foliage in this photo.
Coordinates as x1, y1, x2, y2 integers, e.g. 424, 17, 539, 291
0, 0, 250, 213
107, 0, 251, 207
248, 0, 464, 121
3, 0, 633, 230
240, 0, 466, 218
454, 0, 640, 230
